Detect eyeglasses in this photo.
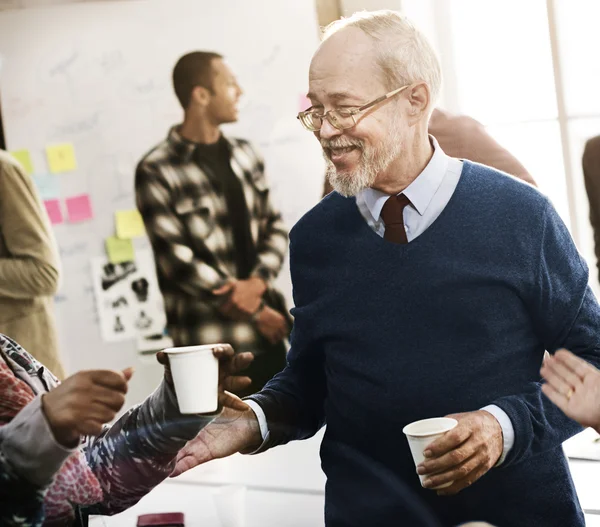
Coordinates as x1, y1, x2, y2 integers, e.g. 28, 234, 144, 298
297, 85, 410, 132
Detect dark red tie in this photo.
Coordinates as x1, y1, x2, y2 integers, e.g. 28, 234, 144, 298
381, 194, 411, 244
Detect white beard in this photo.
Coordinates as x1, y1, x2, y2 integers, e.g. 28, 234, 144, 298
324, 121, 403, 197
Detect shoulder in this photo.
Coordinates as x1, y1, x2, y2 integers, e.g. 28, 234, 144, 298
290, 191, 348, 243
136, 138, 172, 175
228, 137, 263, 164
463, 160, 545, 206
430, 108, 485, 139
0, 334, 42, 376
0, 150, 29, 183
584, 136, 600, 163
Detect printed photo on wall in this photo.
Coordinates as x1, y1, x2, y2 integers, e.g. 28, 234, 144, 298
91, 248, 172, 351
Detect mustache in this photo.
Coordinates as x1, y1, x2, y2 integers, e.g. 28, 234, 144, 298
320, 137, 364, 149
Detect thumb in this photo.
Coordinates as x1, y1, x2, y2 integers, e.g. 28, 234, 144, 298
213, 281, 235, 295
121, 367, 135, 381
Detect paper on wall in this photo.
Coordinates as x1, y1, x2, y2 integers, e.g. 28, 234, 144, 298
91, 249, 170, 345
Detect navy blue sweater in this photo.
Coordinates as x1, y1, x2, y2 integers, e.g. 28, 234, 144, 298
250, 161, 600, 527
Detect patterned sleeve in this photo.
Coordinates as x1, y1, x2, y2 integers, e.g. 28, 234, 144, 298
249, 148, 289, 284
82, 379, 214, 516
135, 162, 226, 298
0, 449, 46, 527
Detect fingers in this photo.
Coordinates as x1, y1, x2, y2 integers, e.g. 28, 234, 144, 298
78, 420, 105, 437
156, 351, 168, 365
554, 349, 597, 379
437, 463, 490, 496
418, 442, 476, 478
122, 367, 134, 381
219, 390, 250, 412
87, 370, 130, 393
91, 386, 127, 412
171, 454, 201, 477
219, 351, 254, 375
212, 344, 235, 360
541, 382, 569, 412
421, 451, 481, 489
540, 359, 574, 397
423, 423, 471, 458
213, 282, 235, 295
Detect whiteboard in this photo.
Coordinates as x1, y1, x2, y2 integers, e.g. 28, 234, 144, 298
0, 0, 324, 405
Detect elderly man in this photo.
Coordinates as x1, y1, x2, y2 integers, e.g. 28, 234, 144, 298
171, 11, 600, 527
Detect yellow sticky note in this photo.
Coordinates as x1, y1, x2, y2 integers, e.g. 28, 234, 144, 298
46, 143, 77, 173
10, 149, 34, 174
115, 210, 145, 239
106, 236, 135, 264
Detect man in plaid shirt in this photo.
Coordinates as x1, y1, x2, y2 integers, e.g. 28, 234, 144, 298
135, 51, 290, 395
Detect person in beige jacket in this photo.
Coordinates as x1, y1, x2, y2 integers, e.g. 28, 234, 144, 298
323, 107, 535, 195
0, 149, 65, 378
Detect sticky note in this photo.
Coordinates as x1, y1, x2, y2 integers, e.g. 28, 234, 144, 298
115, 210, 145, 239
105, 236, 135, 264
298, 94, 311, 112
44, 199, 63, 225
46, 143, 77, 173
33, 173, 60, 200
66, 194, 93, 223
10, 149, 34, 175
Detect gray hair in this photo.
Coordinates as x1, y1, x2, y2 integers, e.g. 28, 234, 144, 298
321, 10, 442, 111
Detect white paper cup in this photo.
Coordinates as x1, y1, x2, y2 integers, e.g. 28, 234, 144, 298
162, 344, 220, 414
213, 484, 246, 527
403, 417, 458, 490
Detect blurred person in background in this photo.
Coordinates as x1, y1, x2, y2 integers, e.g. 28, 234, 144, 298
0, 150, 65, 378
136, 52, 290, 396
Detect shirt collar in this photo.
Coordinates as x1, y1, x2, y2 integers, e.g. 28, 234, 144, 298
360, 135, 450, 223
167, 125, 232, 163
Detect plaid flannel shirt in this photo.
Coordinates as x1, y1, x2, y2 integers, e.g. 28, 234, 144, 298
135, 127, 289, 354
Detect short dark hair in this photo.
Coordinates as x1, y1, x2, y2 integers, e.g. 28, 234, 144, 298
172, 51, 223, 109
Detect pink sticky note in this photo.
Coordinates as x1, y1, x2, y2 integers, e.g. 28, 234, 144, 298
66, 194, 93, 223
44, 199, 63, 225
298, 94, 311, 112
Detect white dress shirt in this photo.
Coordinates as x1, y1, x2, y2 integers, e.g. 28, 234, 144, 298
247, 136, 514, 464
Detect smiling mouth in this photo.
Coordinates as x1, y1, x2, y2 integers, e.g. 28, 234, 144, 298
327, 145, 358, 157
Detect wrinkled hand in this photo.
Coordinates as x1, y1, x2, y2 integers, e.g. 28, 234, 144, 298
171, 406, 262, 477
417, 410, 503, 496
42, 368, 133, 447
213, 278, 266, 319
541, 349, 600, 433
256, 305, 289, 344
157, 344, 254, 412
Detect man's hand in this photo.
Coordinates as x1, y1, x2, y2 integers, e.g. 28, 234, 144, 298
42, 368, 133, 447
213, 278, 266, 319
416, 410, 503, 496
255, 305, 288, 344
171, 406, 262, 477
157, 344, 254, 412
541, 349, 600, 433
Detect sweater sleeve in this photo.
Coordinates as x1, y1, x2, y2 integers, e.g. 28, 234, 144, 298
491, 200, 600, 467
245, 230, 326, 452
0, 155, 60, 299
